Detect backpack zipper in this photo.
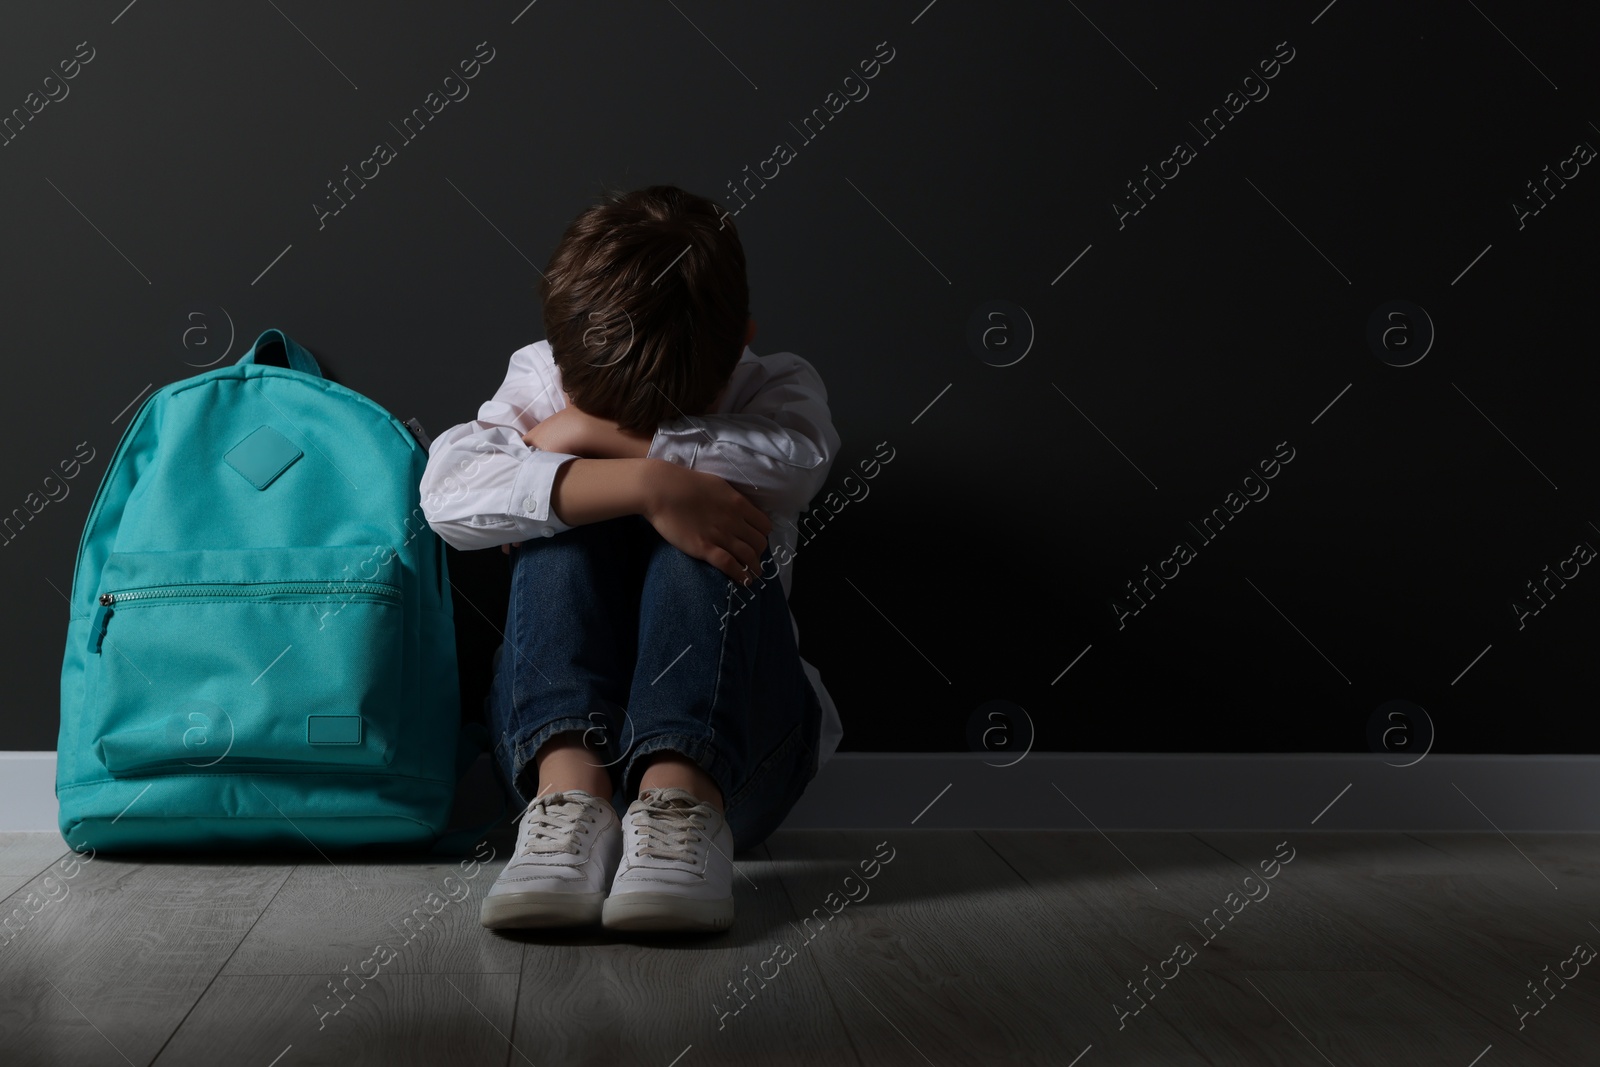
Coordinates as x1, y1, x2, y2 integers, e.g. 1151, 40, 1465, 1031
90, 580, 399, 654
97, 581, 398, 605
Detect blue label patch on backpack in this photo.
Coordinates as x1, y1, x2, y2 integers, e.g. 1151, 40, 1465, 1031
224, 425, 303, 490
307, 715, 362, 745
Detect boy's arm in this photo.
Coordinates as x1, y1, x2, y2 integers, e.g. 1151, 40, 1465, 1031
652, 351, 840, 514
418, 343, 582, 551
419, 343, 771, 582
548, 458, 771, 584
559, 350, 840, 514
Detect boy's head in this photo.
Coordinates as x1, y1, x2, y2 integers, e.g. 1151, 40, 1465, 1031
541, 184, 750, 434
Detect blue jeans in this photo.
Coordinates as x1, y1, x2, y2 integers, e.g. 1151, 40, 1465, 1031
486, 514, 822, 853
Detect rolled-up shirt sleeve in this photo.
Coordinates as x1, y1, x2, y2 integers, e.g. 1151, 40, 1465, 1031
647, 349, 839, 516
419, 344, 579, 551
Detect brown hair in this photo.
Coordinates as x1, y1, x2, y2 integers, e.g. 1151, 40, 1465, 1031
540, 185, 749, 434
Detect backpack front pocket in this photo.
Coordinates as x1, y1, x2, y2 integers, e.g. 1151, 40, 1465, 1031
85, 544, 405, 776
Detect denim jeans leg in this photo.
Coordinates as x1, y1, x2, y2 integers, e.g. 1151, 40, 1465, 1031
618, 523, 823, 853
486, 516, 647, 808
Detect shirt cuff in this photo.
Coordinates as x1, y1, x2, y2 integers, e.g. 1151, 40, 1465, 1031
510, 448, 577, 536
647, 422, 701, 468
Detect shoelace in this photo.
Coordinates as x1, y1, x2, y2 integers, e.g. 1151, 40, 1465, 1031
633, 791, 710, 862
519, 791, 597, 857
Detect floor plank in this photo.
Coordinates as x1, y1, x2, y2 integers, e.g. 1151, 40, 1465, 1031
759, 829, 1206, 1066
1197, 831, 1596, 1066
7, 830, 1599, 1065
1402, 834, 1600, 1044
219, 851, 522, 977
0, 855, 292, 1066
501, 841, 866, 1067
0, 831, 70, 880
981, 829, 1398, 973
1407, 831, 1600, 925
0, 875, 31, 905
150, 973, 518, 1067
1141, 968, 1513, 1066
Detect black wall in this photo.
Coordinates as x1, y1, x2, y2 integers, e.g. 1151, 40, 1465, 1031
4, 1, 1597, 755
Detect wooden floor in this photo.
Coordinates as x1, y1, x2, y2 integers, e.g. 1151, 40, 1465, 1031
2, 827, 1597, 1066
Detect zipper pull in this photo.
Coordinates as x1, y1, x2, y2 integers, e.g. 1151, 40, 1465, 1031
89, 594, 113, 654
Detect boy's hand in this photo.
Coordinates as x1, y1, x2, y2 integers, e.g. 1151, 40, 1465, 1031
523, 407, 652, 459
642, 461, 772, 585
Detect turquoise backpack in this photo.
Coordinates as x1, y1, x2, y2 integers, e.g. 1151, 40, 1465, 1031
57, 329, 469, 852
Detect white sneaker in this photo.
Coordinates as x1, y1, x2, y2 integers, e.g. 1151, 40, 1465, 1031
601, 786, 736, 932
479, 789, 622, 929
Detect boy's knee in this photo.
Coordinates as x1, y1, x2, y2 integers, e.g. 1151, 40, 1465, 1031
648, 534, 731, 587
510, 521, 611, 581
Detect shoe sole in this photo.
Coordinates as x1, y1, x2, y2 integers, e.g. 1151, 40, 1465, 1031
601, 892, 735, 932
480, 890, 605, 929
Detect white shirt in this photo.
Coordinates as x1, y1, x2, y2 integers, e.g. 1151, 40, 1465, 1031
418, 340, 843, 772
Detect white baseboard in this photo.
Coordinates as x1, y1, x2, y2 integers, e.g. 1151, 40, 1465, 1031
783, 753, 1600, 832
8, 751, 1598, 835
0, 753, 60, 834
